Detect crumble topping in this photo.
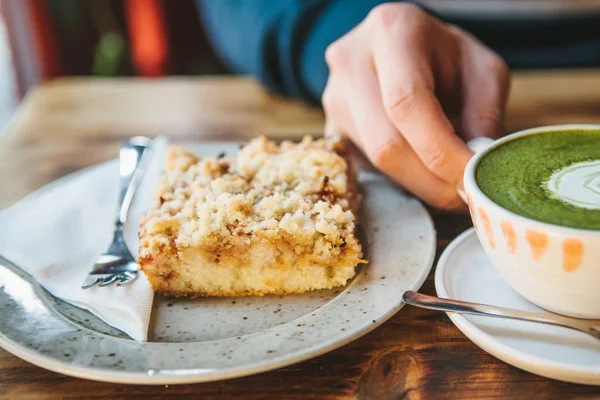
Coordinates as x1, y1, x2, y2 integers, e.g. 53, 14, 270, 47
139, 136, 360, 262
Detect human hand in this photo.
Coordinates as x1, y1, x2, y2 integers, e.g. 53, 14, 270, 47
322, 3, 510, 209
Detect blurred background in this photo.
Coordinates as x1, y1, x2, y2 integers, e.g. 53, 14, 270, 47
2, 0, 600, 134
0, 0, 226, 132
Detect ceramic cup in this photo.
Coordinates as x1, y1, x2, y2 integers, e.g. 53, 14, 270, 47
463, 124, 600, 319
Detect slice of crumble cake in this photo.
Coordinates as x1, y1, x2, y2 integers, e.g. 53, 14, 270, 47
138, 136, 365, 297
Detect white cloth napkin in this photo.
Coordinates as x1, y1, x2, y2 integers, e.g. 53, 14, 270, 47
0, 138, 168, 341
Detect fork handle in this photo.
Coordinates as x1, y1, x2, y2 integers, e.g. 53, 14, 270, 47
116, 137, 152, 226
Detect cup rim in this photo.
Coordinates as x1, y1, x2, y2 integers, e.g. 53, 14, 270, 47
464, 123, 600, 236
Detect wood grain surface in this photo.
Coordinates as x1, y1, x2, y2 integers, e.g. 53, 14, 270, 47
2, 73, 600, 399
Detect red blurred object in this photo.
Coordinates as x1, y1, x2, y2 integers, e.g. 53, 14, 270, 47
1, 0, 61, 97
28, 0, 60, 78
125, 0, 169, 77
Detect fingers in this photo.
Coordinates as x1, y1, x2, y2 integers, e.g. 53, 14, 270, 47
455, 28, 511, 140
322, 74, 363, 145
366, 138, 465, 210
369, 15, 473, 186
342, 65, 464, 209
321, 4, 505, 209
323, 74, 373, 172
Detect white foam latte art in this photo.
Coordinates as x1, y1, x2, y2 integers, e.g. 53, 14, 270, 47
546, 160, 600, 209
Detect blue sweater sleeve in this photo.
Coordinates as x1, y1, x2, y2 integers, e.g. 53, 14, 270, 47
197, 0, 391, 104
197, 1, 600, 104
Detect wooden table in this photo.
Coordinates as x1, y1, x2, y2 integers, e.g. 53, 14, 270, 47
2, 72, 600, 399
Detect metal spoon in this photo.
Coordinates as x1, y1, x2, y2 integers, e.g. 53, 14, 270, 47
402, 290, 600, 341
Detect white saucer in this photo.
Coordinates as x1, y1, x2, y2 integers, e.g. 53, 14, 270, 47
435, 228, 600, 386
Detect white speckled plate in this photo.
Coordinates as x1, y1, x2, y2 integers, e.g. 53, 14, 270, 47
435, 228, 600, 385
0, 142, 436, 384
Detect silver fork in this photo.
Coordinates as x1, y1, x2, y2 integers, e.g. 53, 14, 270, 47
81, 136, 152, 289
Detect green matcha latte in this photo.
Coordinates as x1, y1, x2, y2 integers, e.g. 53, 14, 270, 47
475, 129, 600, 230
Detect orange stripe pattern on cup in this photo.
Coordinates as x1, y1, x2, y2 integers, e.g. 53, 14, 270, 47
501, 221, 517, 254
478, 208, 495, 249
526, 229, 549, 261
563, 238, 584, 272
467, 192, 477, 229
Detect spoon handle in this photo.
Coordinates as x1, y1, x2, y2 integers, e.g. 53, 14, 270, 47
402, 290, 600, 341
